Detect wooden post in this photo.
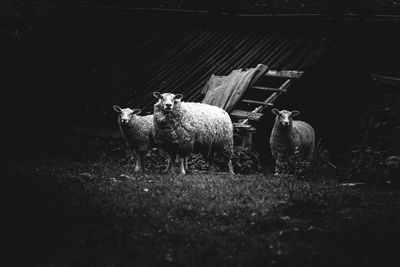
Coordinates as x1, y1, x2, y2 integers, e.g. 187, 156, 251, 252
241, 127, 256, 147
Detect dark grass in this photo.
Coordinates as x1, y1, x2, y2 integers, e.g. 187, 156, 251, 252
5, 143, 400, 267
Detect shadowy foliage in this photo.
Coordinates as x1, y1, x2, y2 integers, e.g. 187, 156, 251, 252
45, 133, 269, 175
346, 88, 400, 183
268, 138, 337, 179
231, 146, 264, 174
292, 139, 337, 180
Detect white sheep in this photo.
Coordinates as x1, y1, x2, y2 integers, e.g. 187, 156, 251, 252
269, 108, 315, 175
113, 105, 155, 173
152, 92, 234, 175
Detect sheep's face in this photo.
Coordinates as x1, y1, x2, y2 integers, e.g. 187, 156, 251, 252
113, 105, 141, 124
153, 92, 183, 113
272, 109, 300, 128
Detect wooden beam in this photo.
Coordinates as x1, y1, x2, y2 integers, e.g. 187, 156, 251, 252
265, 70, 304, 79
233, 123, 252, 129
241, 99, 274, 106
252, 86, 287, 92
372, 74, 400, 86
230, 109, 263, 121
71, 6, 400, 22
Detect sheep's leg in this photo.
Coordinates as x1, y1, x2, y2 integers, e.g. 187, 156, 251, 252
164, 157, 171, 172
140, 153, 145, 173
227, 159, 234, 175
272, 151, 282, 175
274, 160, 280, 175
178, 156, 186, 175
275, 159, 285, 175
134, 155, 141, 173
208, 152, 216, 174
169, 153, 177, 174
134, 152, 146, 173
306, 145, 315, 161
175, 155, 188, 173
130, 149, 139, 173
184, 157, 188, 173
178, 156, 189, 173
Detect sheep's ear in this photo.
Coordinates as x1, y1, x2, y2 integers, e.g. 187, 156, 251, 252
271, 108, 280, 116
291, 110, 300, 117
133, 109, 142, 115
113, 105, 122, 113
174, 94, 183, 100
153, 92, 162, 99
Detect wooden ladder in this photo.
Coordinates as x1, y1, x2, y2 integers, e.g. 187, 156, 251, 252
231, 70, 304, 146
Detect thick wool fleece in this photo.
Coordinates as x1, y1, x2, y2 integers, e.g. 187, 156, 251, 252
153, 101, 233, 158
119, 114, 154, 153
270, 118, 315, 163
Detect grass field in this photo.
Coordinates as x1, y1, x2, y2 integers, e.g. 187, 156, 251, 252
5, 138, 400, 267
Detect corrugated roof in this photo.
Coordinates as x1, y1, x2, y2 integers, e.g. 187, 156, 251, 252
84, 26, 331, 115
74, 0, 400, 15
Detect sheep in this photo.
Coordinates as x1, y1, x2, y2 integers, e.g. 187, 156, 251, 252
269, 108, 315, 175
152, 92, 234, 175
113, 105, 155, 173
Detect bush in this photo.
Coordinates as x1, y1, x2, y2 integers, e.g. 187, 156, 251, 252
292, 139, 337, 180
271, 138, 336, 179
346, 90, 400, 183
231, 146, 264, 174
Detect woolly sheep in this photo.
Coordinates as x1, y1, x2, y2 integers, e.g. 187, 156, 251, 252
113, 105, 155, 173
152, 92, 234, 175
269, 108, 315, 175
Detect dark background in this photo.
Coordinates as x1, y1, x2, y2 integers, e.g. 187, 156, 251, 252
2, 0, 400, 161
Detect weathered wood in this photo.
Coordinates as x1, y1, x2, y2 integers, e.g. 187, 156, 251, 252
241, 130, 256, 147
252, 86, 287, 92
233, 123, 252, 129
265, 70, 304, 79
241, 99, 274, 106
263, 79, 292, 104
239, 79, 291, 125
230, 109, 263, 121
372, 74, 400, 86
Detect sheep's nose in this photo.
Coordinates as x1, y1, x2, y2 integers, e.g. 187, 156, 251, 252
166, 103, 172, 108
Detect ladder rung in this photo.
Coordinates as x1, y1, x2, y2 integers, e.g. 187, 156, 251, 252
233, 123, 251, 129
265, 70, 304, 79
239, 78, 292, 125
262, 79, 291, 105
241, 99, 274, 106
233, 123, 256, 131
230, 109, 263, 121
252, 86, 287, 92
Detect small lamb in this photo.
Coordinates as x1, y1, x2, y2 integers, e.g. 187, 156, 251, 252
153, 92, 234, 175
113, 105, 154, 173
269, 108, 315, 174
